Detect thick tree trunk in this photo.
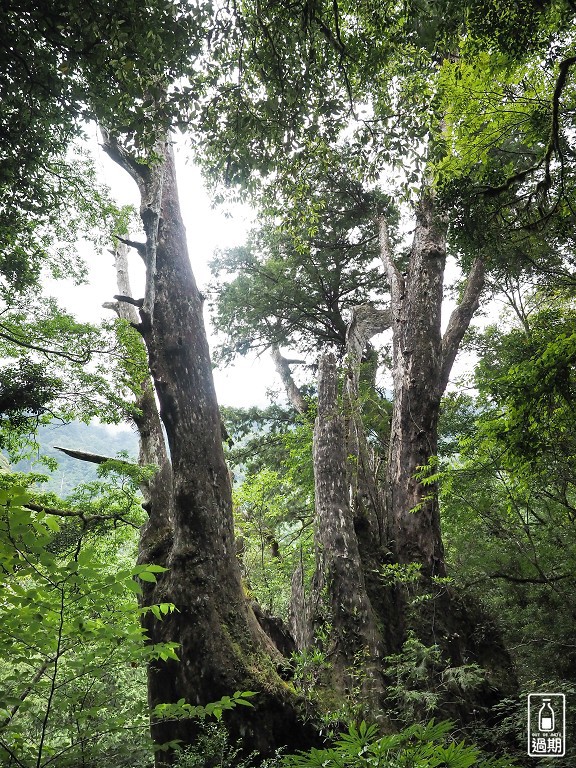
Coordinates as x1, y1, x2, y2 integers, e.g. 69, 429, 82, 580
105, 242, 175, 754
381, 195, 447, 576
380, 197, 486, 577
105, 242, 173, 566
376, 197, 519, 707
290, 188, 510, 725
103, 137, 315, 764
304, 353, 386, 706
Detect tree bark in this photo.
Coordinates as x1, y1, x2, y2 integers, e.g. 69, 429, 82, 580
53, 445, 128, 465
103, 136, 315, 763
105, 241, 175, 754
270, 343, 309, 415
362, 194, 520, 724
344, 304, 391, 546
380, 199, 486, 577
440, 256, 485, 393
106, 241, 173, 565
380, 195, 448, 575
307, 353, 385, 706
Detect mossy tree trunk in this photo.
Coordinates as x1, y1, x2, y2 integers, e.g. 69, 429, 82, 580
103, 135, 315, 765
310, 353, 386, 707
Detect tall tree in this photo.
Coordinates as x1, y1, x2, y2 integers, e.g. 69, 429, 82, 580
5, 0, 576, 760
202, 0, 576, 720
102, 136, 317, 763
2, 2, 319, 762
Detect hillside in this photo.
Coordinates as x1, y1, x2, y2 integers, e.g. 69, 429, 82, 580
14, 421, 139, 496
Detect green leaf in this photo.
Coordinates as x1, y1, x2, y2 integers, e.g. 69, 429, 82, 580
138, 571, 157, 583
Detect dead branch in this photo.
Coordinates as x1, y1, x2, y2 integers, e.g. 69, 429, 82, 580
53, 446, 135, 466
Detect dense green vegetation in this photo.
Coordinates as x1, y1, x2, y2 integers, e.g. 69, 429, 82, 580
0, 0, 575, 766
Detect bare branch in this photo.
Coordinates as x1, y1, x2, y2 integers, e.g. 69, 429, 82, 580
109, 232, 172, 556
101, 130, 168, 322
270, 344, 309, 415
440, 257, 485, 394
100, 128, 149, 192
345, 303, 391, 373
102, 300, 120, 316
53, 445, 134, 466
107, 241, 142, 329
114, 235, 147, 259
114, 294, 144, 308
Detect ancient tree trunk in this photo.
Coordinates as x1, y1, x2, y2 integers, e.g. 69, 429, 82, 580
103, 136, 315, 763
105, 242, 175, 752
380, 196, 447, 575
285, 187, 512, 721
288, 312, 399, 677
380, 194, 485, 577
104, 242, 173, 566
310, 353, 385, 705
344, 304, 391, 547
375, 196, 519, 705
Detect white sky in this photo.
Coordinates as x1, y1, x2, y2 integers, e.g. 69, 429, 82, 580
60, 133, 278, 409
52, 131, 491, 415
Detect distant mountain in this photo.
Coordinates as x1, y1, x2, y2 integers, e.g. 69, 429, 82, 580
14, 421, 139, 496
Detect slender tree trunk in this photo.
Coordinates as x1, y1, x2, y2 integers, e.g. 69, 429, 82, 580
103, 136, 315, 764
344, 304, 391, 547
271, 344, 309, 415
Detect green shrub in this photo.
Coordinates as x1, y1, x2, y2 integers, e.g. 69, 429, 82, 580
282, 720, 517, 768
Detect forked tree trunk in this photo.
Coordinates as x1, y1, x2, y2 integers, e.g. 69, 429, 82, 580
374, 197, 519, 716
291, 189, 506, 711
380, 194, 486, 578
103, 136, 315, 764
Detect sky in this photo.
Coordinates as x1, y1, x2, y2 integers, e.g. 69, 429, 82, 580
60, 131, 279, 409
52, 130, 495, 417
